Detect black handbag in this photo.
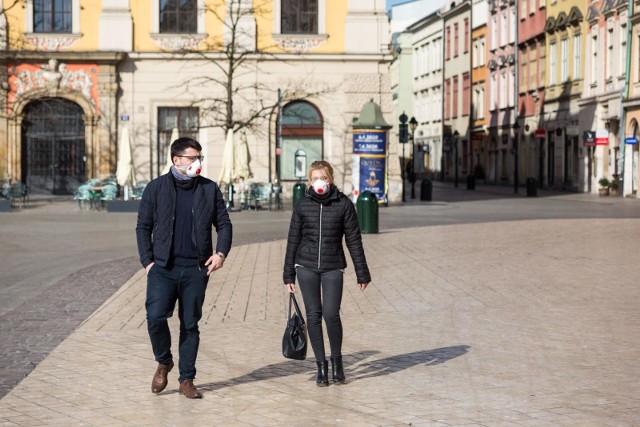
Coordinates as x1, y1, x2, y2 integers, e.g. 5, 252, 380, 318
282, 293, 308, 360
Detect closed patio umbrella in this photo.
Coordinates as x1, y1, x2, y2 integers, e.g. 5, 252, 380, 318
116, 126, 135, 187
163, 127, 179, 174
235, 131, 253, 181
218, 128, 235, 185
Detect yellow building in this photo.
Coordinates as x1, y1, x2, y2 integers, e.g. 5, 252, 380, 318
0, 0, 394, 200
542, 0, 587, 191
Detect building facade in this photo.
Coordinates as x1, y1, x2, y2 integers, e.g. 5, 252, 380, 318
471, 0, 489, 181
518, 0, 546, 187
487, 0, 518, 185
623, 0, 640, 197
442, 0, 472, 185
1, 0, 394, 200
580, 0, 629, 193
408, 11, 444, 180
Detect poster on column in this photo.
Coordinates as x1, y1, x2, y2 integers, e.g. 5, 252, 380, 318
359, 157, 386, 201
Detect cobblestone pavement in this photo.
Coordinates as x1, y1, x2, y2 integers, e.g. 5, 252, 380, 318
1, 211, 639, 425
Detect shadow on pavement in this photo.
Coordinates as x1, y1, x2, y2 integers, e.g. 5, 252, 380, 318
191, 346, 469, 393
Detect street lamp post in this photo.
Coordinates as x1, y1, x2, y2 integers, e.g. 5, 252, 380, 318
409, 116, 418, 199
399, 113, 409, 202
513, 120, 520, 194
453, 130, 459, 188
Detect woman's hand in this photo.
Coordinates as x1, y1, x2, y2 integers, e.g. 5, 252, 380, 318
359, 282, 369, 291
285, 283, 296, 293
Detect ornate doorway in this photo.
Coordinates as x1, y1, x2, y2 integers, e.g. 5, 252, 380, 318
21, 97, 86, 195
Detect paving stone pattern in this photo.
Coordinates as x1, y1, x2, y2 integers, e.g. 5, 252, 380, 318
1, 219, 639, 425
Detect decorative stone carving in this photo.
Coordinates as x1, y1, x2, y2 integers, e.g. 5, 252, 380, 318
151, 34, 206, 51
274, 36, 327, 53
24, 35, 79, 51
14, 59, 95, 106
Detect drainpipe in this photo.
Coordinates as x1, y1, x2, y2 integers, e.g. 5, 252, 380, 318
620, 0, 633, 196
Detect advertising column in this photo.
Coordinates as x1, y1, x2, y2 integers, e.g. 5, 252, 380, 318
352, 130, 387, 203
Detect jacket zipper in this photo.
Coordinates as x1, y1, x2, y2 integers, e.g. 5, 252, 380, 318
317, 204, 323, 268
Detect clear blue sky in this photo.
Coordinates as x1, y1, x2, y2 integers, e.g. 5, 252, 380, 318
387, 0, 410, 11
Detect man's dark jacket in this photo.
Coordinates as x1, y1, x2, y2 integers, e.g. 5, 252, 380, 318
136, 173, 232, 268
283, 187, 371, 284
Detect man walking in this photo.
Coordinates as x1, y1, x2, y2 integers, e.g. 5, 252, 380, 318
136, 137, 232, 399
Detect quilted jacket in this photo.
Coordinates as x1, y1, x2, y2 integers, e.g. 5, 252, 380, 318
136, 173, 232, 268
283, 187, 371, 284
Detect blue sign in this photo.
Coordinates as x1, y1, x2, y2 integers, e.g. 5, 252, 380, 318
120, 115, 129, 122
353, 131, 386, 155
359, 157, 386, 201
625, 137, 638, 145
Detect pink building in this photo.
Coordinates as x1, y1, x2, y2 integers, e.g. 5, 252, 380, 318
487, 0, 518, 184
518, 0, 546, 185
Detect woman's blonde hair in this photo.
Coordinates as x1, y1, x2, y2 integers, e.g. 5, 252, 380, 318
307, 160, 334, 183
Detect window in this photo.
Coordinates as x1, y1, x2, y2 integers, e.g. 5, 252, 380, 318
282, 0, 318, 34
500, 72, 506, 108
529, 44, 537, 88
549, 41, 557, 85
280, 101, 323, 180
160, 0, 197, 34
620, 23, 627, 77
607, 27, 614, 79
34, 0, 72, 33
473, 40, 478, 68
539, 41, 546, 83
500, 11, 507, 46
445, 78, 451, 119
510, 9, 516, 44
521, 54, 527, 92
491, 16, 497, 50
157, 107, 199, 176
508, 70, 515, 107
480, 37, 486, 65
573, 34, 581, 79
454, 23, 459, 57
561, 38, 568, 82
464, 18, 469, 53
453, 75, 459, 118
490, 74, 497, 111
592, 33, 598, 85
479, 85, 485, 119
446, 26, 451, 60
462, 73, 470, 116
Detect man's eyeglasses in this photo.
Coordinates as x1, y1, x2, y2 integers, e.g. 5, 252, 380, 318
176, 155, 204, 162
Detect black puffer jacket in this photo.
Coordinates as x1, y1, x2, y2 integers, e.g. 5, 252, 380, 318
136, 173, 232, 268
283, 186, 371, 284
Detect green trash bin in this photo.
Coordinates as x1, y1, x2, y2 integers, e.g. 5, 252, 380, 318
356, 190, 378, 234
420, 179, 433, 201
292, 182, 307, 208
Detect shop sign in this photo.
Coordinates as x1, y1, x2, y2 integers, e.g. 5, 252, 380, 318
595, 129, 609, 146
583, 131, 596, 146
625, 137, 638, 145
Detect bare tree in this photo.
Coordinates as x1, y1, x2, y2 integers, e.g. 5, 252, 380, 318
172, 0, 335, 136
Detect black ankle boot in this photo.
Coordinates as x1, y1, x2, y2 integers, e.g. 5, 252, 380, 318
316, 360, 329, 386
330, 356, 345, 384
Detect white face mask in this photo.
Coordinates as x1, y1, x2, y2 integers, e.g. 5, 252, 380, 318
178, 159, 202, 178
312, 179, 330, 194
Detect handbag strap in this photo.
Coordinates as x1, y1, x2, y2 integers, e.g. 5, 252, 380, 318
289, 293, 305, 324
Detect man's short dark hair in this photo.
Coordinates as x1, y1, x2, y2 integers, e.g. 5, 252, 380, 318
171, 137, 202, 158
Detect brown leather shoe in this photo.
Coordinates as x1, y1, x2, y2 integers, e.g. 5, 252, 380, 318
151, 361, 174, 393
179, 380, 203, 399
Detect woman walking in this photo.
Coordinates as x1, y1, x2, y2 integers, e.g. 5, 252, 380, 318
283, 160, 371, 386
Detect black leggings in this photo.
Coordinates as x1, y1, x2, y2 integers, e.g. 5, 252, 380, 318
296, 266, 344, 362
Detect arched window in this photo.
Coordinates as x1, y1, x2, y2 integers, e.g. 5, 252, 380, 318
279, 101, 323, 180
